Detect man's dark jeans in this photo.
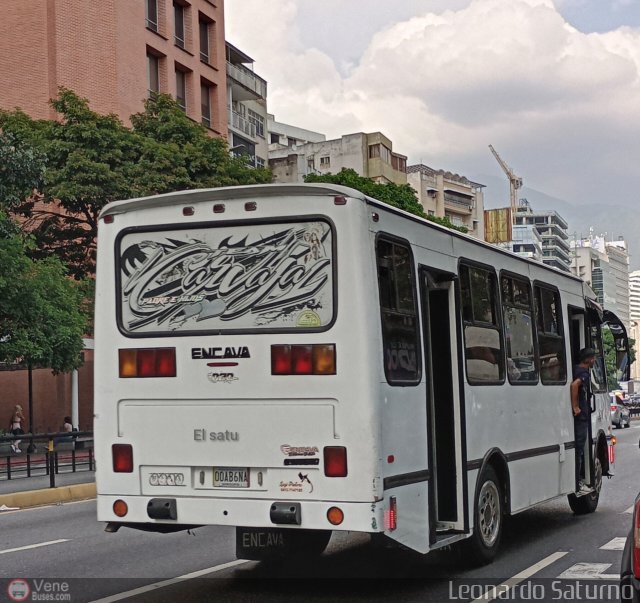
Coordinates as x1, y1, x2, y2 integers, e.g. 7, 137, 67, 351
574, 417, 589, 485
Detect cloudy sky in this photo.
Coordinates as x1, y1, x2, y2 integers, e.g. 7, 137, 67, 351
225, 0, 640, 208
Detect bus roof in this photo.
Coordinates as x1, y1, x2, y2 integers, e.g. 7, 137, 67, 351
99, 183, 589, 293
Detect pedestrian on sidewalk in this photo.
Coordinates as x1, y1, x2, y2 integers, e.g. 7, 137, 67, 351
9, 404, 25, 454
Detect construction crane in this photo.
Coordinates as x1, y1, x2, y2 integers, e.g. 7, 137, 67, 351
488, 144, 523, 214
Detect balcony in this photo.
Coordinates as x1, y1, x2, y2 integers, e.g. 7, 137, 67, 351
227, 62, 267, 100
444, 192, 473, 214
228, 109, 256, 139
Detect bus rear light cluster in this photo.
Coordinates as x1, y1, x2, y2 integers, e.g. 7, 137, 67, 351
112, 444, 133, 473
384, 496, 397, 531
634, 498, 640, 578
113, 500, 128, 517
323, 446, 347, 477
119, 348, 176, 378
271, 344, 336, 375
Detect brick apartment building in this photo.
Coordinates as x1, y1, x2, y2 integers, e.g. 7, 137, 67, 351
0, 0, 227, 135
0, 0, 229, 432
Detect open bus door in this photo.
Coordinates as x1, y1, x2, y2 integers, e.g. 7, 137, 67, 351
419, 267, 466, 547
602, 310, 631, 385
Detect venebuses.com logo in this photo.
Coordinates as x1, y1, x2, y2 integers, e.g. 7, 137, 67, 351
7, 578, 71, 601
7, 579, 30, 602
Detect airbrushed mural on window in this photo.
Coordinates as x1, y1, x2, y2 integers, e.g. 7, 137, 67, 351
119, 221, 333, 333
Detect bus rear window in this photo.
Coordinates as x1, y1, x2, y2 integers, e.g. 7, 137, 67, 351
117, 220, 334, 335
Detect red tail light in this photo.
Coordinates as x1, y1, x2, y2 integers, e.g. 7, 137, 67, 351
611, 405, 617, 411
271, 345, 292, 375
292, 345, 313, 374
119, 348, 176, 378
634, 499, 640, 578
384, 496, 397, 531
112, 444, 133, 473
271, 344, 336, 375
324, 446, 347, 477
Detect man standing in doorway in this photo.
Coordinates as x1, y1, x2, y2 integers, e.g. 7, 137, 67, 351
571, 347, 596, 493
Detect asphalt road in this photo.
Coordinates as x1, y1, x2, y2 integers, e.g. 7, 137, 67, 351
2, 425, 640, 602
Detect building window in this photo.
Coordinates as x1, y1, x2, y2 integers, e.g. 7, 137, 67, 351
247, 109, 265, 138
307, 158, 314, 171
147, 52, 159, 96
270, 133, 280, 145
199, 18, 210, 63
320, 156, 330, 167
391, 155, 407, 172
146, 0, 158, 31
201, 82, 211, 127
255, 156, 266, 168
174, 2, 185, 48
376, 237, 421, 385
501, 275, 538, 384
368, 143, 392, 163
176, 69, 186, 111
460, 263, 505, 384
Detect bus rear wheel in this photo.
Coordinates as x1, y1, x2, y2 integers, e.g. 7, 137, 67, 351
568, 456, 602, 515
463, 465, 503, 566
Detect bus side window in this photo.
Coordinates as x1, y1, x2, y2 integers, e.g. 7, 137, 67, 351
501, 274, 538, 384
534, 285, 567, 384
460, 263, 505, 384
376, 237, 421, 385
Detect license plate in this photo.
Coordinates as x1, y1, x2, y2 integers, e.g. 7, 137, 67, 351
213, 467, 250, 488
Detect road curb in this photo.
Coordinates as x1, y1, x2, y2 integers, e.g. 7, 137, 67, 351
0, 483, 96, 509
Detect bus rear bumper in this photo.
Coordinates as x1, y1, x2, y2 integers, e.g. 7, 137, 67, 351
97, 494, 384, 533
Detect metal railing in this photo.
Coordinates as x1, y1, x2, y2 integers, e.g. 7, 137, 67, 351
228, 109, 257, 139
0, 430, 93, 488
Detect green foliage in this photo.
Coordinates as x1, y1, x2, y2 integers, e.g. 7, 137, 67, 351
0, 212, 89, 373
0, 130, 46, 209
304, 168, 468, 233
0, 90, 272, 279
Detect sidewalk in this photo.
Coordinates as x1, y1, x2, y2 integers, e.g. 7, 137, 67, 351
0, 469, 95, 510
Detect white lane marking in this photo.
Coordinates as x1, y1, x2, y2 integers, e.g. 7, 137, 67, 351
623, 505, 635, 514
471, 551, 567, 603
0, 539, 69, 555
600, 537, 627, 551
89, 559, 249, 603
558, 562, 619, 580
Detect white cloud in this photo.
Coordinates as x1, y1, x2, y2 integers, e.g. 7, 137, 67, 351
226, 0, 640, 205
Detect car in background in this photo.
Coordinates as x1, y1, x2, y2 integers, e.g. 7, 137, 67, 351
611, 393, 631, 429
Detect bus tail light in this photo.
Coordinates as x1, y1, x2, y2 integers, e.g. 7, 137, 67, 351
609, 443, 615, 465
324, 446, 347, 477
384, 497, 397, 531
119, 348, 176, 378
611, 404, 618, 412
327, 506, 344, 525
112, 444, 133, 473
271, 344, 336, 375
634, 498, 640, 578
113, 500, 128, 517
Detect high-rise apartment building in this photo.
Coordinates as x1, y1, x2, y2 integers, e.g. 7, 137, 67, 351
514, 205, 571, 272
629, 270, 640, 321
0, 0, 227, 134
571, 236, 630, 329
407, 164, 485, 240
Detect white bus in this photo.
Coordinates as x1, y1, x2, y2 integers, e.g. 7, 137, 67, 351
94, 183, 630, 564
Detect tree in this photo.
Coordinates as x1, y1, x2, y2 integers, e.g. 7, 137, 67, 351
304, 168, 468, 233
0, 130, 46, 209
0, 90, 272, 279
0, 212, 90, 374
